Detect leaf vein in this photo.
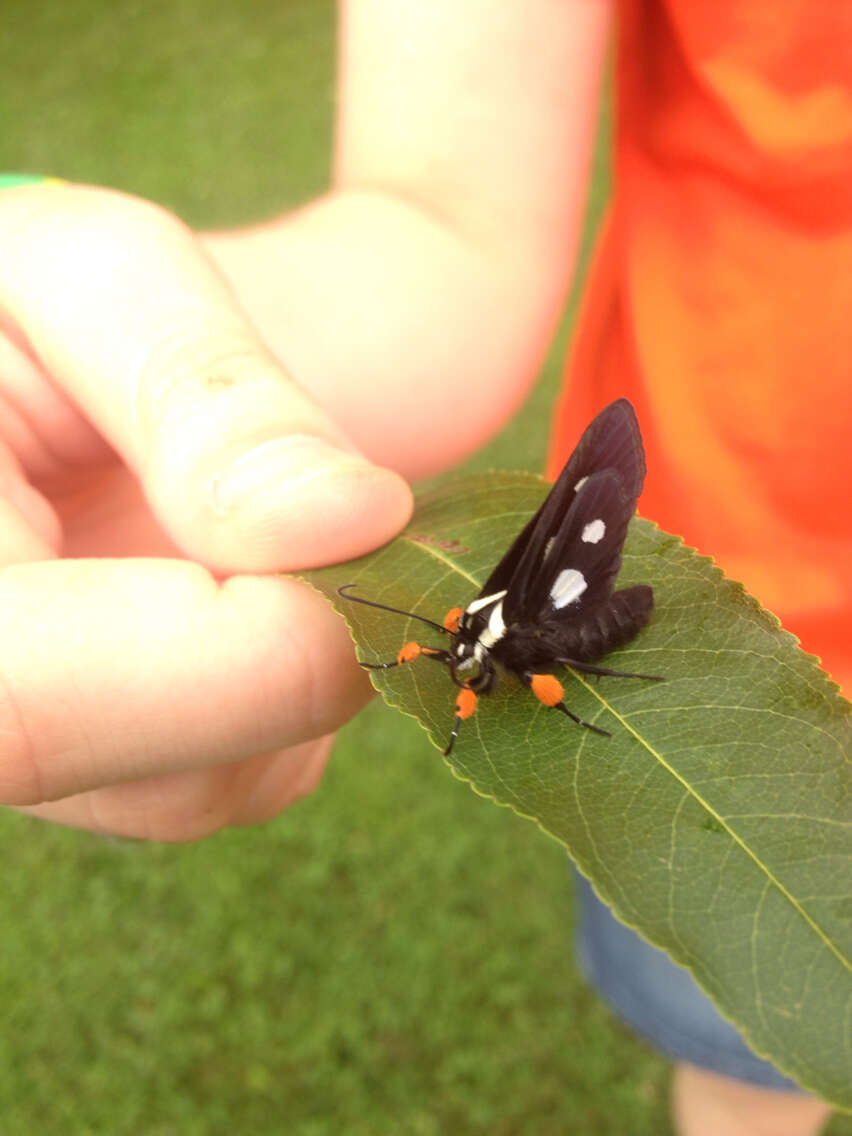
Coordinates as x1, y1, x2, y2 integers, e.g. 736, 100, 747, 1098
571, 672, 852, 978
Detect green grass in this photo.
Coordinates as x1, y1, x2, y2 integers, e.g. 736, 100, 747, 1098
1, 707, 672, 1135
0, 3, 848, 1133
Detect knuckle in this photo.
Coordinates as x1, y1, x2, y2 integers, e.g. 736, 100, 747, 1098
131, 329, 321, 486
134, 326, 264, 444
36, 185, 189, 271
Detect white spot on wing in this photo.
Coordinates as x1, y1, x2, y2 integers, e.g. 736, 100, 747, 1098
550, 568, 587, 609
574, 476, 588, 493
582, 518, 606, 544
465, 589, 507, 616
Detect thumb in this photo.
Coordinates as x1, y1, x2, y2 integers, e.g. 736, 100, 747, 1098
0, 184, 412, 572
136, 332, 413, 572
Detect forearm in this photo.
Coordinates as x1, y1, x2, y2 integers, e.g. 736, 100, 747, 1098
205, 0, 612, 480
204, 190, 559, 478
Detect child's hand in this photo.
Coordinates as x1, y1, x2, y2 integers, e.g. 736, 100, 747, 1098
0, 183, 412, 840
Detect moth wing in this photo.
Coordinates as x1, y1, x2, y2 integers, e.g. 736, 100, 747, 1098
478, 399, 645, 617
535, 470, 634, 619
564, 397, 646, 503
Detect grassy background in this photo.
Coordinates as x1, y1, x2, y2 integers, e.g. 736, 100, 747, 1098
1, 3, 847, 1133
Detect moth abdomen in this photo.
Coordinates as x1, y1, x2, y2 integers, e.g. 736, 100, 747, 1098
608, 585, 654, 641
555, 585, 654, 663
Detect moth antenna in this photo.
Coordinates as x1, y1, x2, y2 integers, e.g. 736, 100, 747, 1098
337, 584, 450, 634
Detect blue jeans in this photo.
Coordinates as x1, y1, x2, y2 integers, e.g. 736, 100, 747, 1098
574, 871, 803, 1092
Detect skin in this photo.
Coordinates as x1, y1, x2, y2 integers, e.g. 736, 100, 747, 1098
0, 2, 830, 1129
0, 0, 607, 840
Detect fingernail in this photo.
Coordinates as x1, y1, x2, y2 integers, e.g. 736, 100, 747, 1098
209, 435, 371, 517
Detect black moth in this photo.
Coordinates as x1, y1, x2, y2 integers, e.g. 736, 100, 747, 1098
339, 398, 662, 756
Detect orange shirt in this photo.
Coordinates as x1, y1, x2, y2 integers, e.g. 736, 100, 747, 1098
550, 1, 852, 694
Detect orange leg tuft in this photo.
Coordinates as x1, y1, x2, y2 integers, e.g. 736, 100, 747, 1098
396, 642, 422, 664
443, 607, 463, 633
530, 673, 565, 708
443, 684, 478, 757
454, 686, 478, 720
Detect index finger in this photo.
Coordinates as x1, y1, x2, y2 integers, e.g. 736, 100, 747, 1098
0, 558, 368, 806
0, 184, 412, 571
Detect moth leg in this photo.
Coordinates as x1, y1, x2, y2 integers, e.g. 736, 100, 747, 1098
558, 658, 664, 683
526, 673, 611, 738
359, 644, 451, 670
443, 686, 477, 757
443, 607, 463, 633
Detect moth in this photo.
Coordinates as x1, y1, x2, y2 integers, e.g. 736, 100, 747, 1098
339, 398, 662, 756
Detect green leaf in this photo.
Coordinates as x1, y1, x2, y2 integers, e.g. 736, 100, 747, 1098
300, 470, 852, 1108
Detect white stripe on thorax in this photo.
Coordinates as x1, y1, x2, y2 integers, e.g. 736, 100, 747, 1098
465, 589, 507, 616
477, 599, 506, 649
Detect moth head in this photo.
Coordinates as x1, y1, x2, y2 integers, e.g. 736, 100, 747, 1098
450, 590, 508, 693
449, 635, 498, 694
